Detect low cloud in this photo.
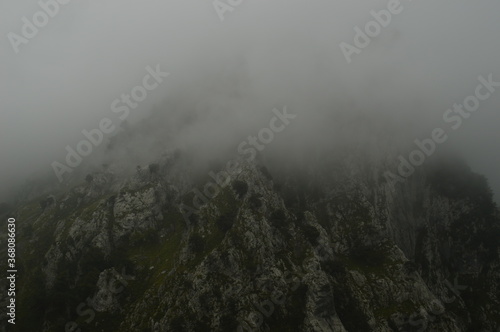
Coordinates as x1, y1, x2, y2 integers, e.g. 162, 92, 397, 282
1, 0, 499, 203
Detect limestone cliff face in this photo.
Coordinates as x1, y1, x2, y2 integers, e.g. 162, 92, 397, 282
2, 151, 499, 332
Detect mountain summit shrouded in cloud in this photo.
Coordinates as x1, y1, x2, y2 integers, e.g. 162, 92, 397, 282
1, 1, 500, 331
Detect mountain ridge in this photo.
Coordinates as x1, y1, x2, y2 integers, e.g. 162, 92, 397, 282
1, 149, 499, 332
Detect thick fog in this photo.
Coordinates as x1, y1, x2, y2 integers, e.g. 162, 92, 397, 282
1, 0, 499, 203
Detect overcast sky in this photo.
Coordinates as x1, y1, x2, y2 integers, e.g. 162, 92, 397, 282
1, 0, 499, 203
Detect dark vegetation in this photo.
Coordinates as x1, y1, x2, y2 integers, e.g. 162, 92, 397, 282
216, 211, 236, 232
249, 194, 262, 210
321, 259, 347, 275
350, 244, 388, 267
429, 158, 495, 214
270, 209, 287, 228
266, 283, 308, 331
232, 180, 248, 198
301, 224, 320, 245
85, 174, 94, 183
149, 163, 160, 175
39, 195, 55, 211
189, 233, 206, 253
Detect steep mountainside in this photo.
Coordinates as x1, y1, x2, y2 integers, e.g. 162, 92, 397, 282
1, 151, 499, 332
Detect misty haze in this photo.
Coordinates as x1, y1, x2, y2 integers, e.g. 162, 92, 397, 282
1, 1, 499, 331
